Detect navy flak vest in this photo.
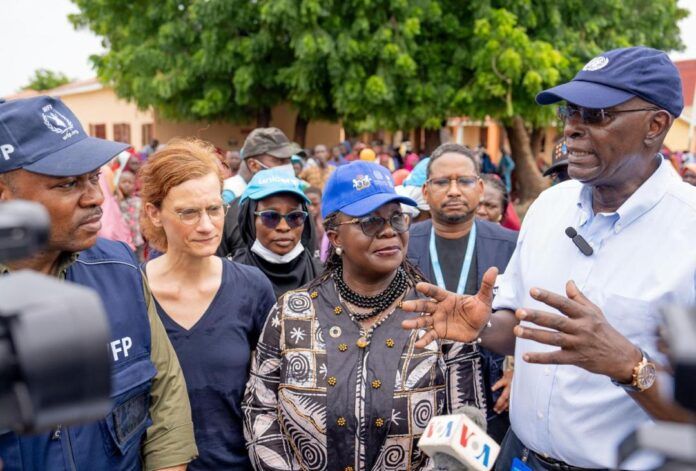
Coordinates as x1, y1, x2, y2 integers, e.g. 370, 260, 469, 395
0, 238, 157, 470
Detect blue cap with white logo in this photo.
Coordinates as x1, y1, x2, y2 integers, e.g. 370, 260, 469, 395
536, 46, 684, 117
321, 161, 417, 218
0, 96, 129, 176
240, 167, 310, 204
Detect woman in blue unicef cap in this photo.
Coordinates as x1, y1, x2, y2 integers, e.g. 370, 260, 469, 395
233, 168, 321, 297
243, 161, 484, 470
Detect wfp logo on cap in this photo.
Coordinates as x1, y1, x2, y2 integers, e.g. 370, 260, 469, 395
42, 104, 79, 141
0, 144, 14, 161
583, 56, 609, 71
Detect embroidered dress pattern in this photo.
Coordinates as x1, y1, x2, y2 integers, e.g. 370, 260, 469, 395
243, 280, 485, 470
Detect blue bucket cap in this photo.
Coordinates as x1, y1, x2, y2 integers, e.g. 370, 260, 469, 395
240, 167, 310, 204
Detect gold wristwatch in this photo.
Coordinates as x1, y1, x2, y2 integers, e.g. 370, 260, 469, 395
612, 349, 657, 392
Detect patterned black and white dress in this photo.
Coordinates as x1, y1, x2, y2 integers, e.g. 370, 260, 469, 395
243, 278, 485, 471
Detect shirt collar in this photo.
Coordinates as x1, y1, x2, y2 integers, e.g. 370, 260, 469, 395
576, 158, 673, 231
0, 251, 79, 279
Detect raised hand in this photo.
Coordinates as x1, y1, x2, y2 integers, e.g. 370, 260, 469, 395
401, 267, 498, 348
514, 280, 641, 383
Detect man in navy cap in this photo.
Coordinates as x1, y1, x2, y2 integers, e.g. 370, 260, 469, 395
402, 47, 696, 470
0, 96, 197, 470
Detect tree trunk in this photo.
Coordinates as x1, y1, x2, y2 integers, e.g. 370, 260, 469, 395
530, 127, 544, 163
414, 127, 423, 153
256, 107, 271, 128
505, 116, 550, 204
424, 128, 441, 155
294, 115, 308, 148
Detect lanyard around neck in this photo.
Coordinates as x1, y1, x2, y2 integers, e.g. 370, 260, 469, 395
429, 223, 476, 295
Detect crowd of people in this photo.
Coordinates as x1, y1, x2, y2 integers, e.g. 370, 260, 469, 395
0, 45, 695, 471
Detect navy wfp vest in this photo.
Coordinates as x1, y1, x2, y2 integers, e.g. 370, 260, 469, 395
0, 238, 157, 470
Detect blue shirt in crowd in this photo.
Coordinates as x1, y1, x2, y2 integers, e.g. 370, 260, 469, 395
153, 258, 275, 470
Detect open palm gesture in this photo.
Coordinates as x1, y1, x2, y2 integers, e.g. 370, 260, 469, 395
401, 267, 498, 347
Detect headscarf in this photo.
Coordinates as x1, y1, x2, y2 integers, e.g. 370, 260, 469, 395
404, 153, 420, 171
233, 196, 321, 298
359, 148, 376, 162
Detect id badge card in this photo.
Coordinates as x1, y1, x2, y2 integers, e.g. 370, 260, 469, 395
511, 457, 532, 471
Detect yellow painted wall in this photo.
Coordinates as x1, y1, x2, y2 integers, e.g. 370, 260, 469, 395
665, 118, 693, 153
60, 88, 154, 148
157, 103, 342, 150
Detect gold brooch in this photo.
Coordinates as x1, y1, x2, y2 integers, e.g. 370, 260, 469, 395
375, 417, 385, 428
310, 291, 318, 299
334, 306, 342, 315
338, 343, 348, 352
327, 376, 337, 386
385, 338, 395, 348
337, 416, 346, 427
371, 379, 382, 389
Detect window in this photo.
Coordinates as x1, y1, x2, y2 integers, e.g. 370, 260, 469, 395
89, 123, 106, 139
141, 123, 154, 147
113, 123, 131, 144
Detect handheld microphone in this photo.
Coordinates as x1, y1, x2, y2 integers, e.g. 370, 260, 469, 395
419, 405, 499, 471
565, 227, 593, 256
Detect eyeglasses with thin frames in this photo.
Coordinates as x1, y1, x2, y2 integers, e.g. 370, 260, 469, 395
557, 105, 660, 126
336, 212, 411, 237
426, 176, 479, 192
172, 204, 229, 226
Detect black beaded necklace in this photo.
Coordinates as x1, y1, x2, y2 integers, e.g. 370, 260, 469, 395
333, 264, 409, 320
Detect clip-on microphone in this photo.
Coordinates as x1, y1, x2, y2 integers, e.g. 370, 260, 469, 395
565, 227, 593, 256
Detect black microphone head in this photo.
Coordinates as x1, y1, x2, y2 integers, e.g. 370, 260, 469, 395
565, 226, 577, 238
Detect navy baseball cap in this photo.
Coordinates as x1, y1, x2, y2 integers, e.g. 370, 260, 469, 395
536, 46, 684, 117
321, 161, 417, 218
0, 96, 128, 176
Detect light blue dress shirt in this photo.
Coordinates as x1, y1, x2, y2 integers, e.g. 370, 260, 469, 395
492, 159, 696, 469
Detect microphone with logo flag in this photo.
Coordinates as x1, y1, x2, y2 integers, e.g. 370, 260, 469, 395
418, 405, 499, 471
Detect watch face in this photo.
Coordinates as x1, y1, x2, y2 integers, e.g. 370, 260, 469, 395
636, 363, 657, 390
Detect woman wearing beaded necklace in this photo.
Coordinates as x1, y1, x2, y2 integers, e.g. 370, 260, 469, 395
243, 161, 485, 470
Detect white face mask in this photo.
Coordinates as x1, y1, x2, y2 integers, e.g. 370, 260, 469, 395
251, 239, 304, 264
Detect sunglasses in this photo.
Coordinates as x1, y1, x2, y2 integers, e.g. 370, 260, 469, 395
556, 105, 660, 125
336, 212, 411, 237
254, 210, 308, 229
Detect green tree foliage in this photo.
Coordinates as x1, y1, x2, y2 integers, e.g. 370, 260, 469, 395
23, 69, 70, 91
71, 0, 686, 200
70, 0, 287, 124
457, 0, 687, 202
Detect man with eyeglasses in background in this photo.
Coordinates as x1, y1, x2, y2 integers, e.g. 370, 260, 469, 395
402, 47, 696, 470
406, 142, 518, 443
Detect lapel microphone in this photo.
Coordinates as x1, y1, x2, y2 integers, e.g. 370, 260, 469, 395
565, 227, 594, 256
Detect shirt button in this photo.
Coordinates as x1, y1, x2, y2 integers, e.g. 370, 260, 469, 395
371, 379, 382, 389
337, 417, 347, 427
537, 411, 544, 420
375, 417, 385, 428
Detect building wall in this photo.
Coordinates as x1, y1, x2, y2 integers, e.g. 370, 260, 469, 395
665, 118, 692, 153
59, 88, 154, 148
156, 103, 342, 151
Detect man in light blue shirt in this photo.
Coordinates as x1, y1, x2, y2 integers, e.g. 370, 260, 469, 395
402, 46, 696, 470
